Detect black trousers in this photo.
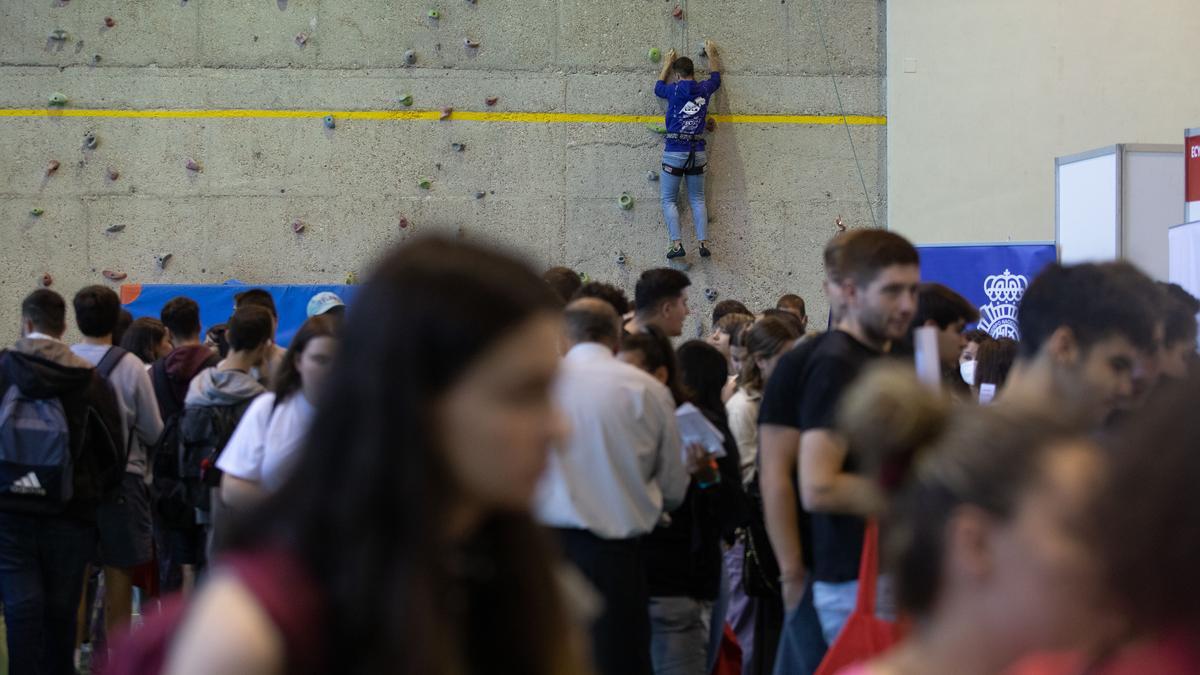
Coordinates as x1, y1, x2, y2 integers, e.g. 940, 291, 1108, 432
555, 528, 653, 675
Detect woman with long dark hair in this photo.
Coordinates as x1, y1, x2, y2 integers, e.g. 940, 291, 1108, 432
132, 238, 590, 675
121, 317, 172, 365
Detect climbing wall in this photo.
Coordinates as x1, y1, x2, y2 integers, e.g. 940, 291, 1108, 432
0, 0, 885, 343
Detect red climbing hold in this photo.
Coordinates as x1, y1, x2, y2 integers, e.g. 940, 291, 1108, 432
439, 107, 454, 120
399, 217, 410, 229
185, 159, 201, 172
291, 219, 306, 234
104, 17, 116, 28
485, 96, 498, 106
102, 270, 127, 282
673, 5, 684, 19
46, 160, 60, 175
107, 168, 120, 180
706, 117, 716, 132
41, 273, 53, 288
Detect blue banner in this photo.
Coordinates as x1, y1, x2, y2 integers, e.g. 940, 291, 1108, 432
121, 281, 356, 348
915, 244, 1058, 340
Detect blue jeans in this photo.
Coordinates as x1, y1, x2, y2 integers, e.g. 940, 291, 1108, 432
661, 150, 708, 243
649, 596, 713, 675
772, 580, 827, 675
812, 576, 896, 646
0, 513, 95, 675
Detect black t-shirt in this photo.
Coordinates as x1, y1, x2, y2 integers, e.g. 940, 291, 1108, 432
758, 330, 882, 583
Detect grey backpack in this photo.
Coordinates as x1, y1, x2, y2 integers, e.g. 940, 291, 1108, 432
0, 382, 73, 511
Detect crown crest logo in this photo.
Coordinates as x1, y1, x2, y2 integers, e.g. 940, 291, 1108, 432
978, 269, 1029, 340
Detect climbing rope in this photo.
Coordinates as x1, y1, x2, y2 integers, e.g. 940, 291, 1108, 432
809, 0, 880, 230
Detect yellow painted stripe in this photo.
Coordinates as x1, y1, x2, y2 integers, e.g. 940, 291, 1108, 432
0, 108, 886, 125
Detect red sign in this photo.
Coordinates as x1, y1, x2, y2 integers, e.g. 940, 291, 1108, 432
1188, 135, 1200, 203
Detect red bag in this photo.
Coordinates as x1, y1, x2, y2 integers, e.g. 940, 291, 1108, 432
814, 519, 903, 675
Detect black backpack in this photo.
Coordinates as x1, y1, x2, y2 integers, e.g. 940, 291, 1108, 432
147, 354, 218, 527
178, 398, 254, 515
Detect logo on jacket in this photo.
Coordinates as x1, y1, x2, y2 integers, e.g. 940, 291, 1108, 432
8, 471, 45, 496
680, 97, 706, 117
977, 269, 1029, 340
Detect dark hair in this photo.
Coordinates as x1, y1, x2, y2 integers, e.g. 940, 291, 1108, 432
975, 337, 1018, 389
542, 266, 582, 306
760, 308, 806, 337
824, 229, 920, 288
912, 283, 979, 330
120, 317, 167, 364
839, 365, 1083, 617
676, 341, 728, 420
573, 281, 630, 316
73, 285, 122, 338
563, 298, 620, 346
112, 309, 134, 347
672, 57, 695, 77
1160, 282, 1199, 347
621, 325, 688, 405
963, 329, 992, 347
225, 306, 274, 353
1095, 374, 1200, 634
21, 289, 67, 336
161, 296, 202, 341
1017, 262, 1157, 359
776, 294, 807, 317
234, 288, 278, 318
740, 317, 801, 393
206, 324, 229, 358
635, 268, 691, 314
714, 313, 754, 339
712, 300, 752, 326
227, 238, 574, 675
271, 315, 340, 403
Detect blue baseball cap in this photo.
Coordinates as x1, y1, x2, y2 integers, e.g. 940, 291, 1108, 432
306, 292, 345, 318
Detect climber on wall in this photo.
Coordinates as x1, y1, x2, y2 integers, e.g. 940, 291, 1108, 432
655, 39, 722, 261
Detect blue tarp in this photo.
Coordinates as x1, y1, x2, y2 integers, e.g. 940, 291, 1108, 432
121, 281, 356, 348
915, 243, 1057, 340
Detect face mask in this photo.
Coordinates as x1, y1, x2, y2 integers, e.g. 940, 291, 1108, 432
960, 360, 977, 386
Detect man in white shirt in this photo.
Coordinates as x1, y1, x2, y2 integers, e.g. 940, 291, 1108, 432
70, 286, 163, 638
536, 298, 688, 675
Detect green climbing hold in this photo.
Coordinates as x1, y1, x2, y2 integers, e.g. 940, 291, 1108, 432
31, 208, 44, 217
48, 93, 67, 106
345, 271, 358, 285
649, 48, 661, 63
647, 124, 667, 134
428, 9, 440, 19
418, 178, 432, 189
618, 193, 634, 210
398, 94, 414, 106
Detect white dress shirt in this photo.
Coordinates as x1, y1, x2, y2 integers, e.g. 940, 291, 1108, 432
536, 343, 688, 540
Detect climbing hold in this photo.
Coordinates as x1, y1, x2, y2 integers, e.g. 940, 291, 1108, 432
105, 224, 125, 234
104, 17, 116, 28
418, 178, 432, 189
291, 219, 306, 234
647, 124, 667, 134
48, 92, 67, 106
295, 32, 309, 46
83, 132, 98, 149
403, 50, 416, 65
474, 191, 486, 199
46, 160, 60, 175
706, 117, 716, 132
616, 254, 627, 265
185, 159, 201, 172
451, 142, 465, 152
398, 93, 414, 106
30, 208, 44, 217
646, 170, 658, 182
673, 5, 684, 19
484, 96, 498, 106
464, 38, 480, 49
705, 288, 719, 301
41, 273, 53, 288
155, 254, 173, 270
92, 54, 101, 64
102, 270, 127, 282
439, 107, 453, 120
618, 193, 634, 210
106, 168, 120, 181
465, 0, 476, 3
649, 47, 661, 63
323, 115, 336, 129
345, 271, 358, 285
835, 216, 846, 232
49, 29, 69, 41
428, 9, 440, 19
398, 217, 410, 229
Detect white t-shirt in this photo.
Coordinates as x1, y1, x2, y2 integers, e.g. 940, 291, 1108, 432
216, 391, 316, 492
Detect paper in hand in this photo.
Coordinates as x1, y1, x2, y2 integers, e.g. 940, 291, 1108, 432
675, 403, 727, 461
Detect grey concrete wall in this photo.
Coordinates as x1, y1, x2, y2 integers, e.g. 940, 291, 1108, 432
0, 0, 885, 344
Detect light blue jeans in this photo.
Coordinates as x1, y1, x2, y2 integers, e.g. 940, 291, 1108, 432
649, 596, 713, 675
661, 150, 708, 244
812, 576, 896, 646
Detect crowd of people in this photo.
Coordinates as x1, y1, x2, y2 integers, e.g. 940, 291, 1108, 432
0, 229, 1198, 675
